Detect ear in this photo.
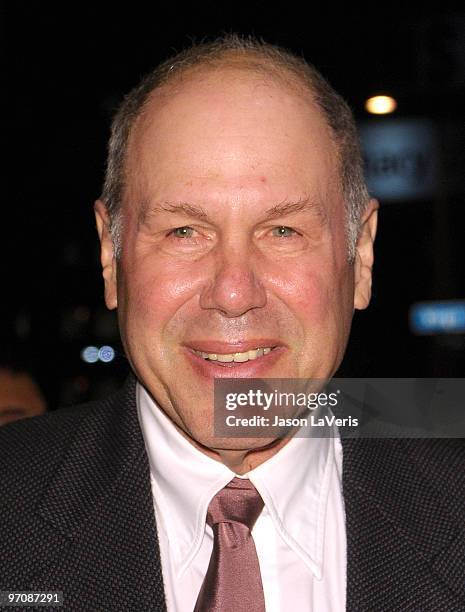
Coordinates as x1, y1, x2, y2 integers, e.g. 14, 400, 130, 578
94, 199, 118, 310
354, 198, 379, 310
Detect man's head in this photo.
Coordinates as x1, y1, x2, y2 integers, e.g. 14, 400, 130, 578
95, 35, 378, 460
0, 366, 47, 427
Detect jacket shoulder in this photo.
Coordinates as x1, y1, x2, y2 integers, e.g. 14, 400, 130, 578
0, 390, 122, 506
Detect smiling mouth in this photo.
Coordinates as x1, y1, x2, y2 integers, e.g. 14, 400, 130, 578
192, 346, 275, 363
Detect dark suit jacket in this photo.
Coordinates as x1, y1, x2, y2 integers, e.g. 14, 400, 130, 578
1, 373, 464, 611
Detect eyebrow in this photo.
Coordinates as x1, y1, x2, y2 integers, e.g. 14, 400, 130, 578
263, 197, 327, 222
139, 196, 326, 225
139, 201, 212, 226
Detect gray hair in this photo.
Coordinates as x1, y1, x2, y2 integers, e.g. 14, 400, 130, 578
100, 34, 370, 261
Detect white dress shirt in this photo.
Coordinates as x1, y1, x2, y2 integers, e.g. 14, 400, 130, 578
137, 382, 346, 611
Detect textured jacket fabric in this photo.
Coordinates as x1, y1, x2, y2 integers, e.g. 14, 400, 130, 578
1, 373, 464, 611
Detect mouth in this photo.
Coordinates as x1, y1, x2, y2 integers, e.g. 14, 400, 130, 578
192, 346, 274, 364
183, 340, 285, 378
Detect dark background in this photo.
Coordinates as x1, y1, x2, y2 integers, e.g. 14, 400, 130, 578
3, 4, 464, 409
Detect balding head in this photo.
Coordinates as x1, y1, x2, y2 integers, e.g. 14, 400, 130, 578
100, 35, 369, 261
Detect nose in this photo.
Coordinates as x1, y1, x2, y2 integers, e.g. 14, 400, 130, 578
199, 246, 267, 317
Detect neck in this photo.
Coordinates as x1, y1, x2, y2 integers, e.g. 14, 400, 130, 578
178, 429, 294, 474
212, 439, 292, 473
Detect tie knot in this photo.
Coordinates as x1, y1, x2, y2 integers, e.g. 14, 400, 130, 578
207, 477, 264, 530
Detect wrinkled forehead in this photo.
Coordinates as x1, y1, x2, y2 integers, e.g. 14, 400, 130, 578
123, 67, 341, 212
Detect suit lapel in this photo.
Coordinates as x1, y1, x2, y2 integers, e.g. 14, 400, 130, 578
33, 374, 166, 611
341, 437, 465, 611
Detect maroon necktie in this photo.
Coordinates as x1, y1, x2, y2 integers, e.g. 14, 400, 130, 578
194, 477, 266, 612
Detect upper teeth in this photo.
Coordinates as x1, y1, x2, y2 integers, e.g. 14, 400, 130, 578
194, 347, 272, 362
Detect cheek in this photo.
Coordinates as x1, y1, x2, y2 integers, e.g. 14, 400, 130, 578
297, 274, 334, 327
271, 264, 332, 322
119, 258, 202, 331
270, 256, 353, 357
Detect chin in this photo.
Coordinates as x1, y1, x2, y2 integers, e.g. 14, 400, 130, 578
191, 432, 277, 454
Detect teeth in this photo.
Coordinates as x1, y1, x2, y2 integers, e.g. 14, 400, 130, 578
234, 352, 250, 362
193, 347, 274, 363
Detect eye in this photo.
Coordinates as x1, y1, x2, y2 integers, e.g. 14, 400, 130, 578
271, 226, 297, 237
169, 226, 195, 238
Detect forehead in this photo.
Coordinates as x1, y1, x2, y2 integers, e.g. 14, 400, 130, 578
125, 68, 340, 209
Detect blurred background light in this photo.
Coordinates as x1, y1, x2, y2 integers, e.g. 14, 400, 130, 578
81, 346, 99, 363
365, 95, 397, 115
98, 345, 115, 363
80, 345, 115, 363
410, 301, 465, 335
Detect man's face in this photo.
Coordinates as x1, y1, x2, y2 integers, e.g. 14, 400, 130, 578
96, 69, 376, 451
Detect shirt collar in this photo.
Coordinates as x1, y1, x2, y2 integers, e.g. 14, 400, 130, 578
137, 381, 336, 579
